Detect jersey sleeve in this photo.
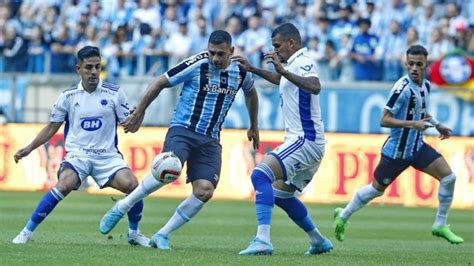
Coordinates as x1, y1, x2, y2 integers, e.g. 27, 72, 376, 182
115, 88, 130, 123
241, 71, 255, 92
385, 79, 410, 115
295, 57, 319, 78
50, 93, 68, 122
165, 53, 205, 86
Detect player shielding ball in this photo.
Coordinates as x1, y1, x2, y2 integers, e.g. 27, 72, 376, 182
12, 46, 149, 246
99, 30, 259, 250
334, 45, 464, 245
233, 22, 333, 255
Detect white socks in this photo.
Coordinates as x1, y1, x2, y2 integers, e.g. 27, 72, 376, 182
341, 184, 383, 220
434, 174, 456, 227
158, 193, 204, 236
118, 173, 164, 214
256, 225, 271, 243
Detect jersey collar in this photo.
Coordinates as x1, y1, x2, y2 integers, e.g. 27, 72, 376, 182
78, 80, 102, 93
287, 47, 307, 65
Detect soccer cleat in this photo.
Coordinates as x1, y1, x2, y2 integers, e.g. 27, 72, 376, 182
334, 207, 347, 242
305, 237, 334, 255
432, 225, 464, 244
99, 203, 125, 234
12, 231, 33, 244
149, 233, 171, 250
238, 237, 273, 255
128, 232, 151, 247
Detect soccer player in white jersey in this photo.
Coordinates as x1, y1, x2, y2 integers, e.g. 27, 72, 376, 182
232, 23, 333, 255
334, 45, 464, 244
12, 46, 150, 247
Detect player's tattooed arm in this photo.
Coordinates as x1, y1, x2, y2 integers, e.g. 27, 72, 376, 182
231, 55, 281, 85
244, 88, 260, 150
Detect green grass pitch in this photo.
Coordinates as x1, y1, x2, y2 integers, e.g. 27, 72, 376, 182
1, 191, 472, 265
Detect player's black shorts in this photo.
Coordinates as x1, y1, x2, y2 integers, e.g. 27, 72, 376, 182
374, 143, 442, 186
163, 126, 222, 187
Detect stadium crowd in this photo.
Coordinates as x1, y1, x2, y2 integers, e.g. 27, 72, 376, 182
0, 0, 473, 82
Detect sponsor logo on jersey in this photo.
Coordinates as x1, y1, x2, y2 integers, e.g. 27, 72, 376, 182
185, 52, 209, 66
202, 83, 237, 96
80, 117, 103, 131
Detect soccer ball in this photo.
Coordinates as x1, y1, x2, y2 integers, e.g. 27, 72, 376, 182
150, 152, 182, 184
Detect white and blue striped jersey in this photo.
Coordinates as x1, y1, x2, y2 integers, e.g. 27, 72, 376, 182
165, 51, 255, 139
50, 80, 130, 157
280, 47, 326, 143
382, 75, 431, 159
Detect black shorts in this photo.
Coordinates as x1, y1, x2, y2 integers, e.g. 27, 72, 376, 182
374, 143, 442, 186
163, 126, 222, 187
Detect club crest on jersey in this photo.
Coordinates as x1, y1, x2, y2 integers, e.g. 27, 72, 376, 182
101, 99, 108, 106
300, 64, 314, 72
80, 117, 103, 131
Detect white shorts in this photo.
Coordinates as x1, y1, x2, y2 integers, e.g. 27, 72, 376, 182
269, 136, 325, 191
59, 153, 129, 189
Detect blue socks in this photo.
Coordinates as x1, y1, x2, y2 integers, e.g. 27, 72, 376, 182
26, 188, 64, 232
251, 166, 274, 226
127, 200, 144, 231
275, 196, 315, 232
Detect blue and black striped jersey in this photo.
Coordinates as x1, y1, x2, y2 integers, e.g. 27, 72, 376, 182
382, 75, 431, 159
165, 51, 255, 139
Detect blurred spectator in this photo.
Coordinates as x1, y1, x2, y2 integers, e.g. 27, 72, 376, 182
133, 0, 161, 31
351, 18, 380, 81
190, 16, 209, 54
3, 24, 27, 72
50, 24, 76, 73
224, 15, 243, 46
161, 4, 179, 37
164, 19, 192, 67
414, 2, 438, 45
445, 3, 468, 37
338, 34, 354, 82
330, 4, 355, 48
427, 27, 453, 62
376, 20, 405, 81
236, 15, 270, 69
27, 25, 48, 73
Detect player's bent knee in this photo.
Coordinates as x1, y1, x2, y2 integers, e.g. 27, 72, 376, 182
193, 184, 214, 202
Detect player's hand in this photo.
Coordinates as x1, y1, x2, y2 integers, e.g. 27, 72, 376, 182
435, 124, 452, 140
247, 127, 260, 150
14, 146, 32, 163
263, 52, 285, 74
413, 118, 433, 131
231, 55, 252, 71
122, 112, 145, 133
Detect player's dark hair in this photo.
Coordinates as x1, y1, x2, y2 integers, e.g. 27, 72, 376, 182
77, 46, 101, 62
271, 23, 302, 44
208, 30, 232, 45
407, 45, 428, 58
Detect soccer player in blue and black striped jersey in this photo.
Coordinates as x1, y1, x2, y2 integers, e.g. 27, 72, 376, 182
334, 45, 464, 245
99, 30, 260, 250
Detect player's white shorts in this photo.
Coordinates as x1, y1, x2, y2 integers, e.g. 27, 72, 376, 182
59, 153, 129, 189
269, 136, 325, 191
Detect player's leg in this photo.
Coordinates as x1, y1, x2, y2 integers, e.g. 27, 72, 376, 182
271, 140, 332, 255
414, 145, 463, 244
151, 134, 219, 250
13, 163, 80, 244
100, 128, 189, 236
273, 184, 333, 255
105, 168, 152, 247
334, 155, 407, 241
239, 155, 277, 255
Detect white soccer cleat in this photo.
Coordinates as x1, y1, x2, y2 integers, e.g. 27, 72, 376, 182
128, 232, 151, 247
12, 231, 33, 244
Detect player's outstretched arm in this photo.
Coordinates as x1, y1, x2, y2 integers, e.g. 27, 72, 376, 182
14, 121, 62, 163
123, 75, 172, 133
380, 109, 432, 131
231, 55, 281, 85
264, 52, 321, 94
244, 88, 259, 150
